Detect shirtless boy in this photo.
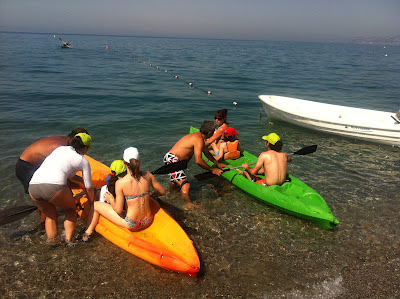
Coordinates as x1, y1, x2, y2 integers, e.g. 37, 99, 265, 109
16, 128, 88, 194
164, 121, 227, 203
241, 133, 292, 186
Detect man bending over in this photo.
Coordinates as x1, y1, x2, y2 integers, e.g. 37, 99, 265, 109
164, 121, 227, 205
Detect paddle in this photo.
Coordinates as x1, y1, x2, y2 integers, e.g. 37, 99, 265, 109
150, 160, 188, 175
0, 161, 188, 226
391, 115, 400, 124
0, 205, 38, 225
291, 144, 317, 156
194, 162, 256, 181
0, 160, 188, 225
194, 145, 318, 181
0, 186, 105, 226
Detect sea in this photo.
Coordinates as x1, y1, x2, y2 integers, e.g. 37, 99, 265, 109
0, 32, 399, 298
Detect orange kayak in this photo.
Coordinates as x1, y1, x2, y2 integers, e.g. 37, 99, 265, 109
73, 155, 200, 276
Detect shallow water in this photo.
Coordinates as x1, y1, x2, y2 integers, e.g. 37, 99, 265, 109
0, 32, 399, 298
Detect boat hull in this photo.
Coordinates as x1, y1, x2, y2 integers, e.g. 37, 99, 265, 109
73, 156, 200, 276
259, 95, 400, 146
190, 127, 339, 230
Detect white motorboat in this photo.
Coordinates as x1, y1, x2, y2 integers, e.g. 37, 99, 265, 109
259, 95, 400, 146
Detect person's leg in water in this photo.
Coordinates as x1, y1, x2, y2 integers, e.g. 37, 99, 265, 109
49, 187, 77, 243
175, 180, 190, 201
30, 196, 58, 244
175, 179, 199, 209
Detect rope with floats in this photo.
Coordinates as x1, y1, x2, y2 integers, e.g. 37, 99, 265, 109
106, 45, 213, 95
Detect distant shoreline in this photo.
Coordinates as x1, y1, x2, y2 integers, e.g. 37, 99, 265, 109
327, 36, 400, 46
1, 30, 399, 45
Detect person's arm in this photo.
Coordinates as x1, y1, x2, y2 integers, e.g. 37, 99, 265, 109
202, 142, 228, 169
205, 124, 227, 146
148, 173, 166, 198
193, 139, 224, 175
81, 158, 94, 205
242, 153, 265, 177
68, 175, 84, 188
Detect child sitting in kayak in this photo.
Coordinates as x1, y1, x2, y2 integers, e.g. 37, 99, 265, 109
239, 133, 292, 186
82, 147, 165, 241
98, 160, 127, 206
211, 126, 243, 161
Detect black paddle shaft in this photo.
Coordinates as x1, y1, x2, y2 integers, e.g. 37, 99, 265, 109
0, 205, 38, 225
151, 160, 189, 175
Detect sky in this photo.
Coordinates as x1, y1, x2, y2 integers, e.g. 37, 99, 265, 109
0, 0, 399, 41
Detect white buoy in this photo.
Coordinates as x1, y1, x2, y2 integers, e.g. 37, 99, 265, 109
157, 67, 160, 69
233, 101, 238, 106
385, 54, 388, 57
208, 91, 212, 95
165, 70, 168, 73
189, 83, 193, 87
175, 75, 179, 79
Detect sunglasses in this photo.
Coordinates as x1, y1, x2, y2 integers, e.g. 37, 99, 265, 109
214, 117, 223, 120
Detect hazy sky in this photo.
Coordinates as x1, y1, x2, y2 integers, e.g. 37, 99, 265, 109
0, 0, 399, 41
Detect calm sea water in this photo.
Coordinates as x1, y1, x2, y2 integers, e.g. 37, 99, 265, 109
0, 32, 399, 298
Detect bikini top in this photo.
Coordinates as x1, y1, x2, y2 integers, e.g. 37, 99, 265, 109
125, 191, 151, 201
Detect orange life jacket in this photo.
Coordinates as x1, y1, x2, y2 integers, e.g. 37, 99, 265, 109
224, 140, 240, 160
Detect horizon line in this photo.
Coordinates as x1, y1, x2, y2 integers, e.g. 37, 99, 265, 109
1, 30, 399, 46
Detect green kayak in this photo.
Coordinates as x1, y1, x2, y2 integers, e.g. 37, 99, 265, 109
191, 127, 339, 229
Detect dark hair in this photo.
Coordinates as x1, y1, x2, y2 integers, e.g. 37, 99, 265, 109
68, 128, 88, 138
125, 159, 145, 182
200, 121, 216, 135
215, 109, 228, 120
70, 135, 87, 154
106, 170, 127, 197
268, 140, 283, 152
107, 173, 119, 197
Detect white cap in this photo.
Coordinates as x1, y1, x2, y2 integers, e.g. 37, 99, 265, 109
123, 147, 140, 162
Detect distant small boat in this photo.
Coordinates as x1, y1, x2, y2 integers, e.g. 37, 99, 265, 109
259, 95, 400, 146
58, 37, 72, 48
61, 42, 72, 48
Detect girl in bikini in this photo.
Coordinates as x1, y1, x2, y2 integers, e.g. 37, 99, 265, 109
82, 147, 165, 241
